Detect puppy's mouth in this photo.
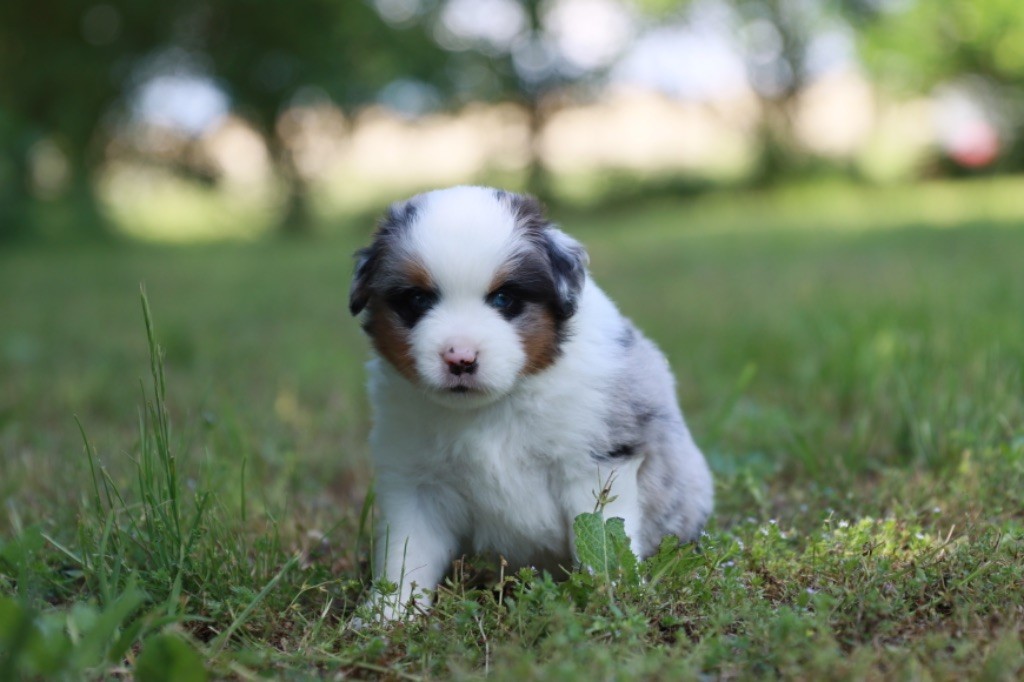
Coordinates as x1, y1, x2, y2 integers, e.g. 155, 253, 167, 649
444, 382, 485, 395
438, 376, 487, 395
421, 372, 506, 407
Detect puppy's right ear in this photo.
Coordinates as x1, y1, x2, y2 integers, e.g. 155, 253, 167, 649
350, 197, 420, 315
348, 246, 376, 316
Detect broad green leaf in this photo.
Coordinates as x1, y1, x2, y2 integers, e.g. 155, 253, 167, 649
604, 517, 640, 586
573, 512, 640, 586
574, 512, 614, 579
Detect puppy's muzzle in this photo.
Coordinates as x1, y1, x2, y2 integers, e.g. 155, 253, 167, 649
443, 345, 478, 376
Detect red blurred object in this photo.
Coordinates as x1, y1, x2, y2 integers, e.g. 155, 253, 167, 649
948, 120, 1000, 168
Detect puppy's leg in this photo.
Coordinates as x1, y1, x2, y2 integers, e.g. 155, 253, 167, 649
636, 421, 713, 556
367, 484, 458, 622
599, 461, 645, 555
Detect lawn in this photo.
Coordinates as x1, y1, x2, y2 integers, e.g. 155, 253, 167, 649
1, 179, 1023, 679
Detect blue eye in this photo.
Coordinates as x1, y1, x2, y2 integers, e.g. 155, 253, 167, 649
487, 288, 523, 319
490, 292, 511, 309
388, 287, 436, 327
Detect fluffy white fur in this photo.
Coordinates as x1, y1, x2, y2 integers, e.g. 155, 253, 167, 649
350, 186, 713, 620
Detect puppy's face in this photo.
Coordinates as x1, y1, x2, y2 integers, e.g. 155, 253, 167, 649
350, 186, 587, 407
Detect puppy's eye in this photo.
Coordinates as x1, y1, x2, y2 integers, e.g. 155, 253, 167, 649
489, 291, 512, 309
388, 287, 437, 327
486, 288, 524, 319
408, 291, 432, 312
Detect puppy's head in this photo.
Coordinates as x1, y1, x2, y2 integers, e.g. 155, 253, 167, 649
349, 186, 588, 407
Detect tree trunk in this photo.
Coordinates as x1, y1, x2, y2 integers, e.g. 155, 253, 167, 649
268, 131, 314, 237
752, 95, 802, 185
64, 143, 112, 240
279, 172, 313, 237
524, 95, 552, 202
0, 144, 33, 241
65, 170, 110, 239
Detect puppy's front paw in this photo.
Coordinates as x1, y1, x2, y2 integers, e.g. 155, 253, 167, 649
348, 585, 429, 629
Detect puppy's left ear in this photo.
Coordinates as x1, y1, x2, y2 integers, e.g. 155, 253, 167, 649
543, 227, 589, 319
348, 246, 376, 316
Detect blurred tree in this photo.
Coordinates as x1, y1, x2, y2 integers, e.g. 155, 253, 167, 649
0, 0, 178, 239
469, 0, 565, 199
846, 0, 1024, 171
730, 0, 831, 181
419, 0, 633, 199
633, 0, 847, 182
516, 0, 556, 198
0, 0, 449, 239
846, 0, 1024, 91
187, 0, 451, 234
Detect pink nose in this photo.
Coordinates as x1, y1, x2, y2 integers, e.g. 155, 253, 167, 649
442, 345, 479, 376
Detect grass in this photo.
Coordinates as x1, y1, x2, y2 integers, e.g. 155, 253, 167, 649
1, 178, 1023, 679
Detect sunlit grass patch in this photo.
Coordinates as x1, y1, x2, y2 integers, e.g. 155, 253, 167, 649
101, 165, 282, 242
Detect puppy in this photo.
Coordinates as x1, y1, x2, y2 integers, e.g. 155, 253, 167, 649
349, 186, 712, 619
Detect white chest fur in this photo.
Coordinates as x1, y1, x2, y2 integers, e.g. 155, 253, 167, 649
368, 364, 626, 567
366, 284, 639, 569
